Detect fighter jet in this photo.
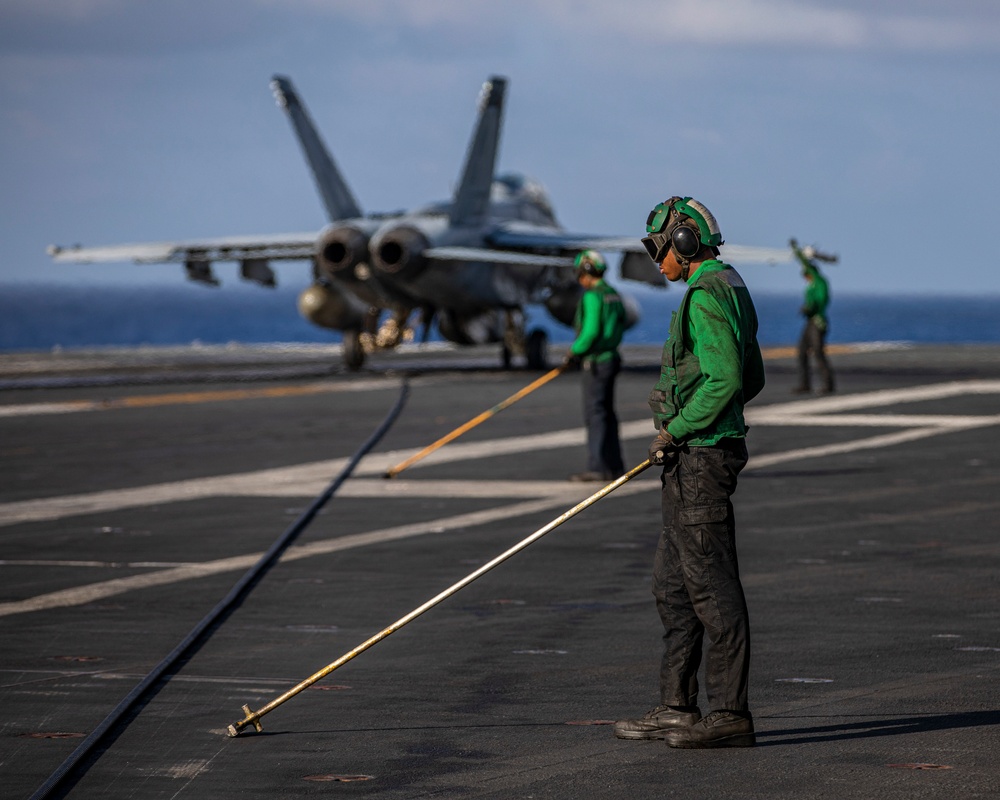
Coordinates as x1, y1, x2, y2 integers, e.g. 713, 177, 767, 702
48, 75, 793, 370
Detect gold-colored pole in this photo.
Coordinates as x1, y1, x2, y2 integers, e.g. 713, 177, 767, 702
226, 458, 653, 737
383, 365, 565, 479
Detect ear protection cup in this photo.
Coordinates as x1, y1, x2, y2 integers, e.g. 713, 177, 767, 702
644, 197, 724, 278
574, 249, 607, 277
670, 225, 701, 260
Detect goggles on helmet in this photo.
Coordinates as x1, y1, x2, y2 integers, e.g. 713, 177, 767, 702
641, 231, 671, 263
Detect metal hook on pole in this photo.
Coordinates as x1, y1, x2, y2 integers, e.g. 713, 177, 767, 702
226, 458, 653, 737
383, 365, 566, 479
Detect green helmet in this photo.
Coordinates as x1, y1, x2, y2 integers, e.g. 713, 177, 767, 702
574, 249, 607, 277
645, 196, 723, 248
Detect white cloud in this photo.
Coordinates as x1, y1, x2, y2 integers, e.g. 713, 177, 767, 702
3, 0, 997, 61
258, 0, 1000, 52
574, 0, 1000, 51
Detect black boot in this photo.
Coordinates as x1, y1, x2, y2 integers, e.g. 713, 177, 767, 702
664, 710, 756, 748
613, 705, 701, 740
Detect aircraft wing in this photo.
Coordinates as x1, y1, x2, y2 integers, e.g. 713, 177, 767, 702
425, 247, 574, 267
47, 233, 317, 264
485, 227, 796, 287
47, 233, 318, 286
490, 227, 794, 264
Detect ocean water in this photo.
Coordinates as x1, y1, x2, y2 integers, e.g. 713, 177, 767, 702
1, 282, 998, 352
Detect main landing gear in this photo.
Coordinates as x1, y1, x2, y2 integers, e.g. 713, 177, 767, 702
501, 310, 548, 370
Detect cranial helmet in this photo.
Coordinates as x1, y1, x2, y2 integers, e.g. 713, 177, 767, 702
574, 249, 607, 277
641, 196, 723, 267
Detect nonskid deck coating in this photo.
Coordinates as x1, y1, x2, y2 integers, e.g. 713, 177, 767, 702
2, 343, 999, 799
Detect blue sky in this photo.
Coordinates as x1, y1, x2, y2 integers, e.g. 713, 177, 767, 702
2, 0, 998, 296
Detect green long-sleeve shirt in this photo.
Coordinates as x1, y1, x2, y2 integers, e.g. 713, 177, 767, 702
793, 247, 830, 327
802, 271, 830, 328
648, 261, 765, 445
570, 279, 625, 361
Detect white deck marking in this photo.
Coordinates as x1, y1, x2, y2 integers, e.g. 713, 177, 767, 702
0, 379, 395, 419
0, 559, 194, 568
2, 379, 999, 617
0, 494, 618, 617
4, 379, 1000, 527
0, 433, 597, 526
750, 379, 1000, 415
748, 426, 943, 469
747, 413, 1000, 428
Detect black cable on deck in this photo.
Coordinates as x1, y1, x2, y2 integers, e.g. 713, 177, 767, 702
30, 380, 410, 800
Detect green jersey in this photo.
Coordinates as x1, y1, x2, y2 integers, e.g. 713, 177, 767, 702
571, 279, 626, 362
794, 248, 831, 330
648, 260, 765, 445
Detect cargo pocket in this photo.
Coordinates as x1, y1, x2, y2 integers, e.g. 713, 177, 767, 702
679, 504, 734, 562
680, 505, 729, 527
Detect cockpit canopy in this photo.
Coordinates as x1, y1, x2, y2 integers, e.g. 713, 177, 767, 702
491, 172, 555, 218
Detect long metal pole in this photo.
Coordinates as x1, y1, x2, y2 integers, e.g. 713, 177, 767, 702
383, 365, 565, 479
227, 458, 652, 737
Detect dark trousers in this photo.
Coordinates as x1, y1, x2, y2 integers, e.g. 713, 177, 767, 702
582, 355, 624, 477
797, 318, 834, 392
653, 439, 751, 713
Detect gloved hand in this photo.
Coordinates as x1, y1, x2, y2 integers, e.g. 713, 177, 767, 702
562, 353, 582, 370
648, 425, 674, 465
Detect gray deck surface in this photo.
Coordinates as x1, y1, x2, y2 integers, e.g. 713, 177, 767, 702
2, 342, 998, 798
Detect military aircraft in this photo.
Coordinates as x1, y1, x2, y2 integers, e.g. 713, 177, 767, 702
48, 75, 794, 370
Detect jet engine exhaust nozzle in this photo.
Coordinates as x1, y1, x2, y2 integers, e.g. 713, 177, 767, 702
372, 227, 430, 279
317, 225, 370, 277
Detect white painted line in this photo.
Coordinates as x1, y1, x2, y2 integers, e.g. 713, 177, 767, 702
0, 379, 395, 419
3, 378, 1000, 617
0, 381, 1000, 616
0, 494, 603, 617
0, 408, 993, 618
319, 479, 585, 499
0, 469, 586, 527
2, 379, 1000, 528
747, 426, 941, 470
0, 437, 594, 527
753, 379, 1000, 416
0, 560, 195, 569
0, 401, 95, 418
747, 413, 1000, 428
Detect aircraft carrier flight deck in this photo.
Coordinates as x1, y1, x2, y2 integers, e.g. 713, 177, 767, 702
2, 342, 999, 799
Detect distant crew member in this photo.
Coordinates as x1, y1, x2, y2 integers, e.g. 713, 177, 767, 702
791, 238, 835, 394
615, 196, 764, 749
563, 250, 626, 482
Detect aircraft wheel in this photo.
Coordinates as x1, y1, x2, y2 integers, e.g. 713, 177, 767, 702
343, 330, 365, 371
501, 343, 513, 370
526, 328, 548, 370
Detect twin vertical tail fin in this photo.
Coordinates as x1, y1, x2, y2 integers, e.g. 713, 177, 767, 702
270, 75, 363, 222
271, 73, 508, 228
449, 76, 507, 228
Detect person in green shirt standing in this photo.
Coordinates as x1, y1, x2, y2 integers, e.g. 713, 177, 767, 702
563, 250, 626, 482
791, 238, 835, 394
613, 196, 764, 749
